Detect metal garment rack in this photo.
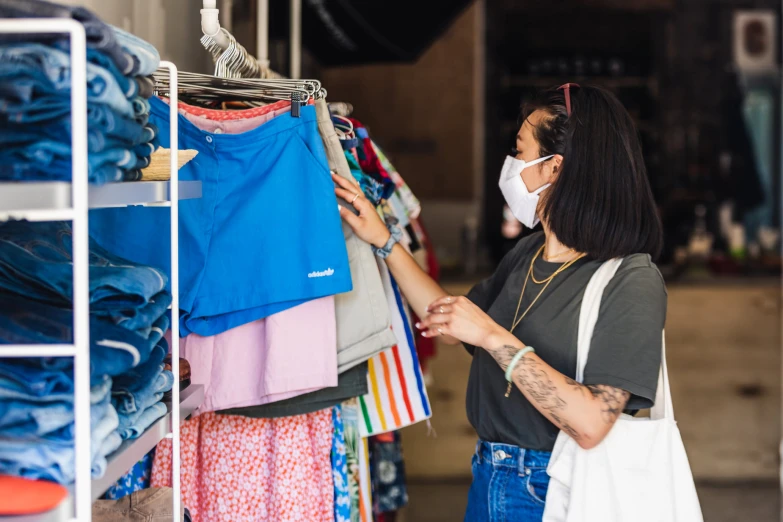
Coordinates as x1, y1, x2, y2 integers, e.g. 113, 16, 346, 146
0, 19, 202, 522
201, 0, 301, 79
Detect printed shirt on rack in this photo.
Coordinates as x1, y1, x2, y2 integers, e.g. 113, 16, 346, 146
358, 259, 431, 437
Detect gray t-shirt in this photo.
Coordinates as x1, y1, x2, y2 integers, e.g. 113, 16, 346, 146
465, 232, 666, 451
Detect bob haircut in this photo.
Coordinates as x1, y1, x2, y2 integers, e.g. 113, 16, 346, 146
521, 85, 663, 261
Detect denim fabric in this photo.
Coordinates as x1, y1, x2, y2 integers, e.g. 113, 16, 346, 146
0, 156, 122, 183
0, 91, 71, 123
0, 139, 134, 172
109, 291, 171, 333
92, 430, 122, 478
0, 403, 119, 484
136, 76, 154, 99
0, 293, 163, 381
464, 440, 552, 522
113, 368, 173, 417
0, 375, 111, 439
0, 0, 134, 75
0, 221, 167, 312
0, 43, 134, 118
0, 160, 122, 184
121, 401, 166, 440
112, 339, 167, 395
0, 359, 76, 400
117, 390, 162, 433
110, 26, 161, 77
86, 48, 136, 99
131, 96, 150, 125
1, 123, 129, 154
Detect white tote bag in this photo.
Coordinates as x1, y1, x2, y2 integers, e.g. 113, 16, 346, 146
542, 259, 703, 522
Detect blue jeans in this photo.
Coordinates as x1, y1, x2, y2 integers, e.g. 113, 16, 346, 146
464, 440, 552, 522
0, 293, 166, 381
110, 26, 161, 77
121, 401, 167, 440
0, 402, 119, 484
0, 221, 167, 312
113, 367, 173, 417
112, 339, 167, 396
0, 374, 111, 438
0, 44, 134, 118
0, 139, 134, 172
0, 0, 134, 75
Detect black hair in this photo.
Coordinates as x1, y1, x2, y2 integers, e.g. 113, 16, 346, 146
521, 85, 663, 261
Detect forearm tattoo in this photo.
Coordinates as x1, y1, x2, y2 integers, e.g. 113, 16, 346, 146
490, 346, 630, 440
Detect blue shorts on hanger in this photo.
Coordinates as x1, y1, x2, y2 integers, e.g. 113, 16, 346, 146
90, 98, 352, 337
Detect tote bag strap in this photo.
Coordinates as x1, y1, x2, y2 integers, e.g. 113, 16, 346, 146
650, 332, 675, 421
575, 258, 623, 382
576, 259, 675, 421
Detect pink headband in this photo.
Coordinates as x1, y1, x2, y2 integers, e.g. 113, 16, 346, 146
558, 83, 579, 116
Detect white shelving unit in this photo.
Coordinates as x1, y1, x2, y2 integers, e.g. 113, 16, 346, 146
0, 19, 198, 522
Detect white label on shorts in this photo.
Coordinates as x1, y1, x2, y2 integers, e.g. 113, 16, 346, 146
308, 268, 335, 278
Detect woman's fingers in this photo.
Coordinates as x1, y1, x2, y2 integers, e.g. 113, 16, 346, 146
416, 313, 451, 330
427, 295, 458, 312
331, 171, 360, 190
338, 205, 362, 228
335, 186, 360, 203
422, 323, 449, 338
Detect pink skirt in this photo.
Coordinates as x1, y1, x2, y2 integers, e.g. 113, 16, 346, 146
152, 410, 334, 522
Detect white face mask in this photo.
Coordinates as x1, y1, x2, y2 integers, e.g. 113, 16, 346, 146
498, 155, 554, 229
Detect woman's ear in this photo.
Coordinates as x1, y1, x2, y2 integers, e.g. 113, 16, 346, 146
545, 154, 564, 183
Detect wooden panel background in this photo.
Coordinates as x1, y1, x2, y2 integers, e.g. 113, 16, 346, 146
319, 4, 479, 202
402, 283, 781, 481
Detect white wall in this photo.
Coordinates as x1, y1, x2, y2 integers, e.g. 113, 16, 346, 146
59, 0, 212, 73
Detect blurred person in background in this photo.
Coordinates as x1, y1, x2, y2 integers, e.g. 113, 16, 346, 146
333, 84, 665, 521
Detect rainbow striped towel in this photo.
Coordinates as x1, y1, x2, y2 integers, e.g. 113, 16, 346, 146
358, 260, 432, 437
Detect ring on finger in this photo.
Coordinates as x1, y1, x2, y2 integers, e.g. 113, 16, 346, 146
439, 306, 445, 314
350, 193, 360, 204
437, 326, 443, 334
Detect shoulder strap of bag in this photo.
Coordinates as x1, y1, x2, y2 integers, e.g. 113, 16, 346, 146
576, 259, 675, 421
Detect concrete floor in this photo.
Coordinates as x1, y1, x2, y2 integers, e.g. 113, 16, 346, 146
399, 481, 780, 522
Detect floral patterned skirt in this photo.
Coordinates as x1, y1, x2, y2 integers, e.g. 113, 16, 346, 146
152, 410, 334, 522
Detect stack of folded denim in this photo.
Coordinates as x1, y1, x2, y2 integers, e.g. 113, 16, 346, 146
0, 220, 174, 483
0, 367, 121, 483
112, 339, 174, 440
0, 0, 161, 184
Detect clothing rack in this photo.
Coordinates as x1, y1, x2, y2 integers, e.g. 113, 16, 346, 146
200, 0, 301, 79
0, 19, 204, 522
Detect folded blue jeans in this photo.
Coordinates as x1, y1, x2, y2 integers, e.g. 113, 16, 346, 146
112, 339, 167, 395
0, 375, 111, 439
0, 293, 164, 381
110, 26, 161, 77
0, 221, 167, 312
0, 402, 119, 484
122, 401, 167, 440
0, 43, 134, 118
113, 368, 173, 417
464, 440, 552, 522
0, 0, 134, 75
0, 139, 135, 171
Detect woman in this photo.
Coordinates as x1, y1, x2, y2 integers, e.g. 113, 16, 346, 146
332, 84, 665, 521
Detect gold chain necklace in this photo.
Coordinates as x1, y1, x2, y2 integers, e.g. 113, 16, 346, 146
504, 245, 585, 398
531, 247, 582, 284
544, 246, 575, 261
509, 245, 585, 334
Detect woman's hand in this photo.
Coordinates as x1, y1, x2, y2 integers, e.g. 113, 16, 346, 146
416, 295, 506, 349
333, 172, 390, 248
